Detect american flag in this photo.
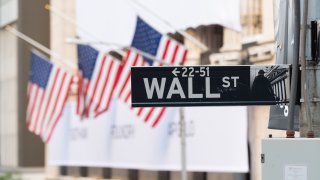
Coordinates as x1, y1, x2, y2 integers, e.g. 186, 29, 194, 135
117, 17, 188, 127
131, 16, 188, 66
26, 52, 73, 143
77, 45, 121, 117
115, 49, 166, 127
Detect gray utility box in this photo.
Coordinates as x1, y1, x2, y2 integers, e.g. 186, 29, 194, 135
262, 138, 320, 180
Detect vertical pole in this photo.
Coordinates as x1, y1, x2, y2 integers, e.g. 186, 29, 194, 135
286, 0, 300, 138
299, 0, 315, 137
179, 107, 187, 180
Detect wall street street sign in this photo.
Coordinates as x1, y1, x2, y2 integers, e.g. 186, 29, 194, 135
131, 65, 291, 107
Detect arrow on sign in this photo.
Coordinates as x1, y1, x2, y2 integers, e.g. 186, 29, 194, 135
172, 68, 180, 76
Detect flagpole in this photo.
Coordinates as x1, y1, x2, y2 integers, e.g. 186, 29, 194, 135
178, 59, 188, 180
45, 4, 169, 65
131, 48, 171, 65
66, 37, 171, 66
65, 37, 125, 57
44, 4, 126, 56
130, 0, 209, 52
5, 25, 77, 70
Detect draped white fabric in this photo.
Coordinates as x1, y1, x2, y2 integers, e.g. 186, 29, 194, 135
76, 0, 241, 50
48, 102, 248, 172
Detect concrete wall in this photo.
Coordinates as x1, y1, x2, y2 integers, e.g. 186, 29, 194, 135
0, 0, 49, 169
17, 0, 49, 167
0, 24, 19, 167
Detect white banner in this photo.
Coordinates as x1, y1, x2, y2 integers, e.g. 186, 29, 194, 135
49, 101, 248, 172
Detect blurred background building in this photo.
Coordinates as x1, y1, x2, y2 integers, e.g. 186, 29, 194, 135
0, 0, 284, 180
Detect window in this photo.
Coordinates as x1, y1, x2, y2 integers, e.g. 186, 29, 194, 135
241, 0, 262, 36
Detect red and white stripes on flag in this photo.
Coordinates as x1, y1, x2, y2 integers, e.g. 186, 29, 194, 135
92, 54, 121, 117
153, 36, 188, 66
76, 45, 121, 118
27, 52, 73, 143
115, 49, 166, 127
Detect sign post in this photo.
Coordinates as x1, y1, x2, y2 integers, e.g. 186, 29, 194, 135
179, 107, 187, 180
131, 65, 291, 107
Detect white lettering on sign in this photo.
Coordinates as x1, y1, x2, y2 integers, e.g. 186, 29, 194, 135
172, 68, 180, 76
222, 76, 240, 88
172, 67, 210, 77
142, 76, 228, 99
143, 78, 166, 99
167, 78, 186, 99
188, 78, 203, 98
205, 77, 221, 98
